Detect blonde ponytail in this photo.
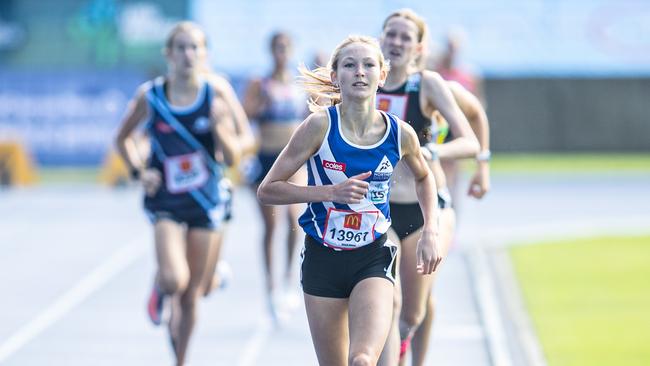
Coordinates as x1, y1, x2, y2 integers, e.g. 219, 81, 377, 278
297, 64, 340, 112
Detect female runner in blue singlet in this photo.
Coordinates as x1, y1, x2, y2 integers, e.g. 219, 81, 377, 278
115, 22, 244, 366
258, 35, 442, 366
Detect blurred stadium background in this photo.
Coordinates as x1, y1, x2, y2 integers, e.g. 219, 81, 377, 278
0, 0, 648, 172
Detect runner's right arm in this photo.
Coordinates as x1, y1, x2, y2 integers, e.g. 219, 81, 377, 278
257, 111, 370, 205
115, 84, 160, 195
115, 85, 149, 172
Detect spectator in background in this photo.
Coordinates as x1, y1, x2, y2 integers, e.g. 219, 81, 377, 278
242, 31, 307, 323
311, 50, 329, 69
433, 28, 484, 100
430, 27, 488, 210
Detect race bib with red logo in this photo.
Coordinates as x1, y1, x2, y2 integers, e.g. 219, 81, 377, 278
323, 208, 379, 249
164, 152, 209, 193
376, 94, 408, 120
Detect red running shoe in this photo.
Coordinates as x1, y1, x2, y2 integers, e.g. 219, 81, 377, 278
399, 335, 413, 360
147, 285, 165, 326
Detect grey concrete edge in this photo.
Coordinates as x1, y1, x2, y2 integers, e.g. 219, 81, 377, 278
464, 246, 513, 366
489, 246, 548, 366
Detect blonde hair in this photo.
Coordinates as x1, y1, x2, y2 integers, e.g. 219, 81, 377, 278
165, 21, 207, 50
164, 21, 212, 74
298, 35, 390, 112
382, 8, 429, 71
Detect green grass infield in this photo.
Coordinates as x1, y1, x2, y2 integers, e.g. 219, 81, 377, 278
488, 153, 650, 173
510, 235, 650, 366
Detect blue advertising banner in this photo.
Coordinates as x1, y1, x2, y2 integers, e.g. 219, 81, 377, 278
0, 70, 144, 165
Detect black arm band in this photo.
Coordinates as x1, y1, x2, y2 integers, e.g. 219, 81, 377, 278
129, 168, 141, 180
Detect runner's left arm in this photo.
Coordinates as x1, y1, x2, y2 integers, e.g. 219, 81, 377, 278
449, 81, 491, 199
209, 75, 257, 155
422, 70, 479, 160
400, 121, 442, 274
211, 95, 241, 167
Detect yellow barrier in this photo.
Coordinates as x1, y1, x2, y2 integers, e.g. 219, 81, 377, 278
0, 142, 37, 186
98, 149, 130, 186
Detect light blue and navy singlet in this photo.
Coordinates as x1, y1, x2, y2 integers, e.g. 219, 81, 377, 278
258, 76, 306, 124
250, 76, 307, 184
298, 105, 402, 250
143, 77, 227, 214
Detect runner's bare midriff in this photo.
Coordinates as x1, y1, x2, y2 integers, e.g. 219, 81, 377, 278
258, 122, 300, 153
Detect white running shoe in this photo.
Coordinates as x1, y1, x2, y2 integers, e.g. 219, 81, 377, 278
283, 283, 301, 312
215, 261, 232, 290
204, 261, 233, 297
267, 290, 290, 327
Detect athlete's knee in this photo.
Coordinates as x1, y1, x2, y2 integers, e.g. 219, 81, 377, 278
402, 295, 430, 327
349, 351, 377, 366
401, 310, 425, 329
399, 309, 425, 334
159, 272, 189, 295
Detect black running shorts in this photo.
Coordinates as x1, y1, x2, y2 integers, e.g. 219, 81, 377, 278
300, 234, 397, 298
390, 191, 452, 241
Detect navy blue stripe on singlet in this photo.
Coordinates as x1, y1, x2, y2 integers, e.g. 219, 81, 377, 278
312, 154, 349, 211
306, 158, 316, 186
146, 92, 222, 175
301, 158, 326, 237
312, 154, 333, 186
149, 138, 216, 212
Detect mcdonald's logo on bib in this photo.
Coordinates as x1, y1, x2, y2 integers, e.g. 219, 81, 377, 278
343, 213, 362, 230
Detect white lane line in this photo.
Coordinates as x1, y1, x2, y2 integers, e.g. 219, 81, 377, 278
236, 317, 272, 366
0, 239, 148, 363
466, 246, 513, 366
